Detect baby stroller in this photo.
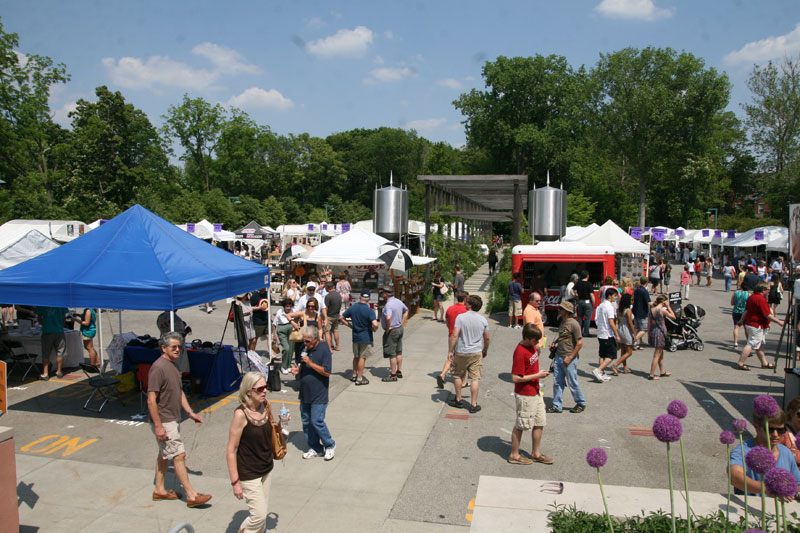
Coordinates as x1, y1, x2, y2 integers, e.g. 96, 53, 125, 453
664, 303, 705, 352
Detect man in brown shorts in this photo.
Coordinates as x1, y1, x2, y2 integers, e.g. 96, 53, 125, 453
447, 295, 490, 413
148, 331, 212, 507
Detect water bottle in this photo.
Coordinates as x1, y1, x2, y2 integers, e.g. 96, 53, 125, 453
279, 404, 289, 429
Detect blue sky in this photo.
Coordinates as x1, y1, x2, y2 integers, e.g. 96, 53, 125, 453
2, 0, 799, 148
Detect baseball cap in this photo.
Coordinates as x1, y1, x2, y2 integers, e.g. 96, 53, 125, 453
360, 289, 371, 298
306, 281, 317, 289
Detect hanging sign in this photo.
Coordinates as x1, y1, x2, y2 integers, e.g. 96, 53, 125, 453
322, 224, 328, 230
755, 230, 764, 241
675, 229, 684, 237
213, 223, 222, 232
186, 223, 195, 233
307, 224, 314, 231
714, 230, 722, 238
342, 223, 351, 233
701, 229, 709, 237
630, 227, 642, 239
652, 229, 665, 241
727, 230, 736, 239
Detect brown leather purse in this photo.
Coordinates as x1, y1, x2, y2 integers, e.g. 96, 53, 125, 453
266, 400, 287, 460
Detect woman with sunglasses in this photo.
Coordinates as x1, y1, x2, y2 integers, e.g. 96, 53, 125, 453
226, 371, 277, 532
781, 396, 800, 466
282, 278, 300, 305
287, 298, 322, 361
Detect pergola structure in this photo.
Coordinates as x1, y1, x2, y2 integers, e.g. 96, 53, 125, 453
417, 175, 528, 254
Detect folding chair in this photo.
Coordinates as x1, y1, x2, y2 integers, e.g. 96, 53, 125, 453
1, 339, 39, 382
80, 363, 123, 412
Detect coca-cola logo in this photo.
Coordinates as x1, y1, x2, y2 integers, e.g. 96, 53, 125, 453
543, 294, 562, 308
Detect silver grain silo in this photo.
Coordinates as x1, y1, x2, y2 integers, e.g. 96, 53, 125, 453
528, 173, 567, 242
373, 172, 409, 241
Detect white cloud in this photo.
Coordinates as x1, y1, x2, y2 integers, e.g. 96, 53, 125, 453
102, 56, 217, 90
51, 100, 78, 127
594, 0, 674, 21
437, 78, 463, 90
403, 118, 447, 131
192, 42, 260, 74
724, 24, 800, 65
227, 87, 293, 111
305, 26, 373, 58
364, 66, 417, 84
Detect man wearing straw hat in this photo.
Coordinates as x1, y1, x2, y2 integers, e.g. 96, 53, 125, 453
547, 301, 586, 414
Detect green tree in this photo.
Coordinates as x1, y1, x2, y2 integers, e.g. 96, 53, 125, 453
585, 47, 732, 228
261, 196, 286, 228
566, 191, 597, 226
202, 188, 237, 227
162, 95, 226, 192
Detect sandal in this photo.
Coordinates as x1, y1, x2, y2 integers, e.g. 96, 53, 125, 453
761, 363, 776, 369
660, 372, 672, 377
623, 368, 632, 374
648, 375, 659, 380
355, 378, 369, 385
735, 364, 751, 371
350, 375, 358, 382
610, 366, 619, 376
381, 375, 398, 382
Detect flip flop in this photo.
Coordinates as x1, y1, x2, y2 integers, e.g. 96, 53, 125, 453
660, 372, 672, 377
648, 375, 659, 380
736, 364, 750, 371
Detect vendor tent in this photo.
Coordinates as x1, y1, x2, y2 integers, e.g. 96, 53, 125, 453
679, 229, 700, 244
573, 220, 649, 254
0, 230, 59, 270
235, 221, 279, 240
295, 226, 391, 266
178, 219, 236, 242
0, 219, 88, 243
562, 223, 600, 242
0, 204, 270, 310
725, 226, 788, 248
691, 229, 715, 244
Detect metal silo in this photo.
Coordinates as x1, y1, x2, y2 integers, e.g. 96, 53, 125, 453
373, 172, 409, 241
528, 173, 567, 242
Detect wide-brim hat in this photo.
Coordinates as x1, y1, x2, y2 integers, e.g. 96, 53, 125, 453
558, 301, 574, 314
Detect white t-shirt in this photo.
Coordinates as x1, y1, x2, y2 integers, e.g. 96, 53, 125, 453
595, 300, 617, 340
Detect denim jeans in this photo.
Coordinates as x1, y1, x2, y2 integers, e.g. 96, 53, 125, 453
300, 402, 335, 454
724, 274, 732, 292
577, 301, 593, 337
551, 355, 586, 410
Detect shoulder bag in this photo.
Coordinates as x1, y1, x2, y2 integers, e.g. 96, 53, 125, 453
289, 313, 305, 343
266, 400, 287, 460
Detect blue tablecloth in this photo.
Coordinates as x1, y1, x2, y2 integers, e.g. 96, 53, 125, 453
122, 345, 241, 398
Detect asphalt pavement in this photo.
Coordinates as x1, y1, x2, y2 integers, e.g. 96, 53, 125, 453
7, 266, 796, 531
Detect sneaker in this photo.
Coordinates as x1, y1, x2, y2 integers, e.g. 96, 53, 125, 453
601, 375, 611, 382
468, 404, 482, 413
303, 449, 320, 459
592, 369, 605, 382
396, 370, 403, 379
324, 446, 335, 461
545, 407, 562, 413
281, 368, 290, 375
515, 325, 522, 329
570, 405, 586, 413
508, 325, 514, 329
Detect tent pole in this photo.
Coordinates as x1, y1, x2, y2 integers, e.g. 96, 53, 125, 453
170, 311, 175, 333
118, 310, 122, 336
97, 308, 103, 369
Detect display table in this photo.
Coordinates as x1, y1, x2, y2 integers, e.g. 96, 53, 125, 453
2, 328, 84, 369
123, 345, 241, 398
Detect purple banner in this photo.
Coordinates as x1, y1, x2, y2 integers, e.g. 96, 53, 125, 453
342, 223, 351, 233
652, 230, 664, 241
186, 223, 195, 233
322, 223, 328, 230
727, 230, 736, 239
675, 229, 684, 237
755, 230, 764, 241
213, 223, 222, 232
644, 226, 651, 232
701, 229, 709, 237
630, 228, 642, 239
714, 230, 722, 238
308, 224, 314, 231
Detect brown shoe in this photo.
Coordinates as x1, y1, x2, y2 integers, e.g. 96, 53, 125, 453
152, 489, 181, 501
186, 493, 212, 507
532, 455, 554, 465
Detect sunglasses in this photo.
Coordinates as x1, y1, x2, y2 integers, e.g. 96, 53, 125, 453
770, 426, 788, 435
251, 385, 267, 393
302, 338, 314, 343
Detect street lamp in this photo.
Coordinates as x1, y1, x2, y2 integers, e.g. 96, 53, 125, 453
706, 208, 718, 229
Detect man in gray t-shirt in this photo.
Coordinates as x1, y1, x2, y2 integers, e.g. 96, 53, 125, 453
323, 281, 343, 350
448, 295, 490, 413
453, 266, 465, 293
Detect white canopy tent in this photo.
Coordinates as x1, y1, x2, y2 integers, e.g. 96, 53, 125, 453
177, 219, 236, 242
573, 220, 649, 254
679, 229, 700, 244
562, 223, 600, 242
0, 219, 88, 243
725, 226, 788, 248
691, 229, 715, 245
294, 226, 390, 266
0, 229, 60, 270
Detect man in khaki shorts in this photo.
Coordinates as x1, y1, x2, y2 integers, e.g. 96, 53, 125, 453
148, 332, 211, 507
341, 289, 379, 385
448, 295, 490, 413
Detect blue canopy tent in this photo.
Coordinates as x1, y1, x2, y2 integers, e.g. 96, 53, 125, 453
0, 204, 270, 309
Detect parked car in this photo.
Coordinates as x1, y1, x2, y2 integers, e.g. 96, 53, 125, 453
478, 244, 489, 256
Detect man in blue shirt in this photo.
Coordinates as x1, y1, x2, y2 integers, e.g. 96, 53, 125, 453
341, 289, 378, 385
36, 306, 68, 380
380, 288, 409, 382
729, 409, 800, 497
291, 325, 335, 460
508, 272, 523, 329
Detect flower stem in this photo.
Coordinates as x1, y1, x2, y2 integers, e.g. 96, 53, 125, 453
759, 472, 766, 530
738, 432, 748, 529
774, 497, 780, 533
781, 499, 787, 533
597, 469, 614, 533
679, 436, 692, 532
667, 442, 676, 533
725, 444, 731, 533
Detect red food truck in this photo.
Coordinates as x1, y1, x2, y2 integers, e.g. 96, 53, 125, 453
511, 242, 616, 324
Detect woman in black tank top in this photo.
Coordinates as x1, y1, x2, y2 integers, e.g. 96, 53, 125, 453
226, 371, 276, 532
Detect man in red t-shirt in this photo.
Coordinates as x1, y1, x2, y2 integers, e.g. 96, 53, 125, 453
508, 324, 553, 465
736, 282, 784, 370
437, 291, 469, 389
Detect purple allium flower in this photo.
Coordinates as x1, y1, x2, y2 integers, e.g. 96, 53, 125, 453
719, 430, 735, 445
733, 419, 748, 433
745, 446, 776, 475
586, 448, 607, 468
667, 400, 688, 419
752, 395, 779, 418
652, 414, 683, 443
764, 468, 797, 499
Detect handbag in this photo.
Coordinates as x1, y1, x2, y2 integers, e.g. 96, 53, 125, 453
266, 400, 287, 460
288, 314, 306, 342
440, 284, 448, 296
